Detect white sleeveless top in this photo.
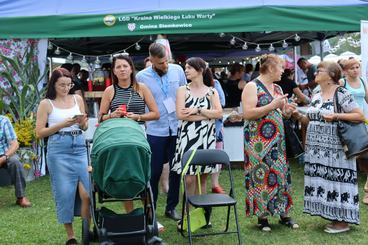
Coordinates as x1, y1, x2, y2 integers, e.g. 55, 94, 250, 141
47, 95, 81, 132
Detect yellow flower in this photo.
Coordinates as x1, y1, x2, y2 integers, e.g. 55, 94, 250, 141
12, 117, 36, 147
23, 163, 32, 170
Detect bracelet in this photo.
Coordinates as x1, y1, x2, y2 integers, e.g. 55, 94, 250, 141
137, 115, 141, 121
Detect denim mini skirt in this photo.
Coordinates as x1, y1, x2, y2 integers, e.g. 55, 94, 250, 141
47, 133, 89, 224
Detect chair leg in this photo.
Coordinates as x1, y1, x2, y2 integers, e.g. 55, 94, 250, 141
224, 206, 231, 232
233, 204, 242, 245
186, 203, 193, 245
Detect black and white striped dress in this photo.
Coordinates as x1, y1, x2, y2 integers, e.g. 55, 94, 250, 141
110, 84, 145, 124
172, 85, 218, 175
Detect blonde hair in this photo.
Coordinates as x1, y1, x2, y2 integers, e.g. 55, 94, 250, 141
343, 58, 360, 70
259, 54, 284, 74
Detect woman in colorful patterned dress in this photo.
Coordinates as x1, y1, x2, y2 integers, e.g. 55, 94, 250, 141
242, 54, 298, 231
172, 57, 222, 196
295, 61, 364, 233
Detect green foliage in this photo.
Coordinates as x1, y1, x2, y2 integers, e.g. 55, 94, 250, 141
0, 44, 46, 121
328, 32, 361, 55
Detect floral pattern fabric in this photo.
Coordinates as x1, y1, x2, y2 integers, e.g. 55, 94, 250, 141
304, 87, 360, 224
244, 82, 293, 217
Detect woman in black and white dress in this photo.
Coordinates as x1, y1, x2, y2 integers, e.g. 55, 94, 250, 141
295, 61, 364, 233
172, 57, 222, 196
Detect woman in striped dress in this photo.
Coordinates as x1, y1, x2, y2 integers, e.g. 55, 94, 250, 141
99, 55, 159, 212
172, 57, 222, 195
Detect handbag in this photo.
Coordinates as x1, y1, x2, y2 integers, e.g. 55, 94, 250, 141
180, 149, 207, 232
334, 86, 368, 158
283, 118, 304, 158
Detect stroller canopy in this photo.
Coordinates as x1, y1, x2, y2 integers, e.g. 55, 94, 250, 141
91, 118, 151, 199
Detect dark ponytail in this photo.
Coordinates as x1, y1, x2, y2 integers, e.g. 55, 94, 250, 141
203, 67, 214, 87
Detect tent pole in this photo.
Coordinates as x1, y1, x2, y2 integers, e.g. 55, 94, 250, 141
319, 39, 324, 61
294, 46, 298, 84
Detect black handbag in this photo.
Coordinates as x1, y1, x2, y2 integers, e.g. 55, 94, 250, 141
334, 86, 368, 159
284, 118, 304, 158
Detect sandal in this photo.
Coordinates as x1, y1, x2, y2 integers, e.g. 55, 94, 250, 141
66, 238, 77, 245
279, 217, 299, 229
257, 218, 271, 232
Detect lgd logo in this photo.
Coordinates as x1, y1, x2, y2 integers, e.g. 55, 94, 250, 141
103, 15, 116, 26
127, 23, 136, 32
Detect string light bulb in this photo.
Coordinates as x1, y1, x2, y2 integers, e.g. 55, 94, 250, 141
95, 56, 101, 65
294, 34, 301, 42
81, 56, 88, 67
242, 42, 248, 50
135, 42, 141, 51
66, 52, 73, 62
230, 37, 236, 45
48, 42, 53, 50
255, 44, 261, 52
54, 47, 60, 55
121, 50, 129, 56
268, 44, 275, 52
282, 40, 288, 48
219, 32, 225, 38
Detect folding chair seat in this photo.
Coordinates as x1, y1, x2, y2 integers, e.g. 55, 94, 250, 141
179, 149, 241, 245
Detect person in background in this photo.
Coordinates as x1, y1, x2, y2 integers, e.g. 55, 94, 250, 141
339, 58, 368, 205
250, 62, 260, 81
275, 69, 310, 105
0, 115, 32, 208
79, 69, 89, 92
36, 68, 89, 245
211, 78, 226, 194
243, 63, 254, 82
136, 43, 186, 228
295, 61, 364, 233
144, 57, 152, 68
61, 63, 73, 72
242, 54, 298, 232
297, 57, 317, 92
69, 63, 87, 113
225, 63, 246, 108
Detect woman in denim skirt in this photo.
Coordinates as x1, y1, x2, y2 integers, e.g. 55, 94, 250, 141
36, 68, 89, 245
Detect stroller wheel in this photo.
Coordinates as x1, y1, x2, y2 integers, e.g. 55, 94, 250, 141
82, 218, 90, 245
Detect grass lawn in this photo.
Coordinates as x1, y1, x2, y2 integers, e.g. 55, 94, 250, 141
1, 161, 368, 245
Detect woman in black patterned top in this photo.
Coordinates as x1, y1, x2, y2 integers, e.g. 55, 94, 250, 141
99, 55, 159, 124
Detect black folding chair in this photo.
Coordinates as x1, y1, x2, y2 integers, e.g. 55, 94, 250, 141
178, 149, 241, 245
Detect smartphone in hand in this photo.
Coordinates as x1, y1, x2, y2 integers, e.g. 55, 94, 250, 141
73, 114, 84, 120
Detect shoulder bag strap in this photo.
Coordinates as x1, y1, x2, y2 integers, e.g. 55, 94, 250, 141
180, 149, 201, 194
255, 79, 274, 99
333, 86, 343, 114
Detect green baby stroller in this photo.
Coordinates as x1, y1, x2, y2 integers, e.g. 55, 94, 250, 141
84, 118, 162, 245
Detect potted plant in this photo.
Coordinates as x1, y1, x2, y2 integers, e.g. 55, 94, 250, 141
0, 40, 46, 180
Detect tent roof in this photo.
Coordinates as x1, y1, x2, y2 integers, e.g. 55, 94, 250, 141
0, 0, 368, 38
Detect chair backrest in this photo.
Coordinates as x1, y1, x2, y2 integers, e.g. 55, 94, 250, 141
182, 149, 230, 168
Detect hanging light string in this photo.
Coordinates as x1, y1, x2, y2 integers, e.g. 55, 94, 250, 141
220, 33, 301, 52
48, 36, 146, 61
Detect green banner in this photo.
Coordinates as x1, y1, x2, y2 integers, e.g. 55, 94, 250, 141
0, 6, 367, 38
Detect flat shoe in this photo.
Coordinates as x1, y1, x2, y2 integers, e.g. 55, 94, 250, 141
279, 217, 299, 229
66, 238, 77, 245
257, 218, 271, 232
324, 226, 350, 234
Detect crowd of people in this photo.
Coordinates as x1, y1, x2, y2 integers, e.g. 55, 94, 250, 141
1, 42, 367, 244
